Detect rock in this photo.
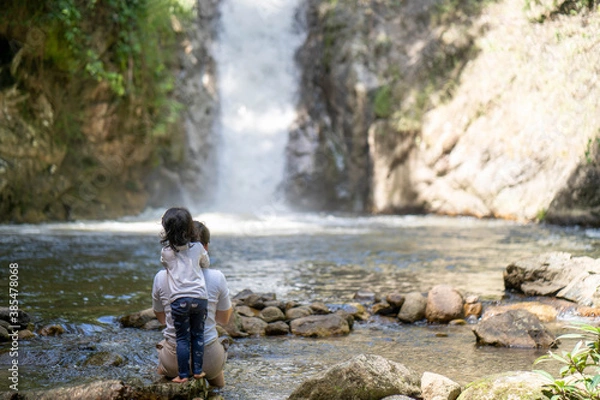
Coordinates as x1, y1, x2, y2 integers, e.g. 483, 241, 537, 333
503, 252, 600, 300
472, 309, 556, 348
260, 306, 286, 323
426, 285, 464, 323
119, 308, 156, 328
287, 354, 421, 400
309, 302, 331, 314
421, 371, 461, 400
290, 314, 350, 337
339, 302, 370, 321
18, 329, 35, 340
83, 351, 125, 367
456, 371, 546, 400
0, 307, 31, 330
372, 300, 399, 316
386, 293, 406, 308
220, 309, 248, 338
38, 324, 65, 336
0, 377, 209, 400
0, 325, 10, 342
398, 292, 427, 323
232, 288, 254, 302
286, 305, 313, 320
235, 305, 258, 317
463, 302, 482, 319
265, 321, 290, 336
240, 316, 268, 336
143, 319, 164, 330
335, 310, 355, 330
482, 302, 558, 322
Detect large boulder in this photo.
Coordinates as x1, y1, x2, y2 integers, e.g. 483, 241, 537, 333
456, 371, 546, 400
472, 309, 556, 348
504, 252, 600, 306
287, 354, 421, 400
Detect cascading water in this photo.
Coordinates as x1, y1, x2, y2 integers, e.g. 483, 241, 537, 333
209, 0, 306, 214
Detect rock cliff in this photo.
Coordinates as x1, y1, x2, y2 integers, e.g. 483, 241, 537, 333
287, 0, 600, 224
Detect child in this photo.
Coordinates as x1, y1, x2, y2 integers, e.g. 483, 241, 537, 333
160, 207, 209, 383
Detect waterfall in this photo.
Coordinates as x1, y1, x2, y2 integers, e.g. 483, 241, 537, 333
210, 0, 306, 214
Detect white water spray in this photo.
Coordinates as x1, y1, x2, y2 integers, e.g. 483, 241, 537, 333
210, 0, 305, 213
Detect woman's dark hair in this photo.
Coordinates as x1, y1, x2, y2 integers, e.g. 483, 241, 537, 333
193, 221, 210, 246
160, 207, 195, 251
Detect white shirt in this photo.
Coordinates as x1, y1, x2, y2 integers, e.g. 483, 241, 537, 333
152, 268, 232, 345
160, 242, 209, 302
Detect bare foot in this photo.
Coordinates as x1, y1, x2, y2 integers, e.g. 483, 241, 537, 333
172, 376, 188, 383
193, 372, 206, 379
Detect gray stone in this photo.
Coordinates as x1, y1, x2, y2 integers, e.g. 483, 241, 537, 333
398, 292, 427, 323
456, 371, 546, 400
426, 285, 464, 323
260, 306, 286, 323
287, 354, 421, 400
290, 314, 350, 337
421, 372, 461, 400
286, 305, 313, 320
472, 309, 556, 348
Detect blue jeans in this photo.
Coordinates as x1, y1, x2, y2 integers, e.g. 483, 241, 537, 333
170, 297, 208, 378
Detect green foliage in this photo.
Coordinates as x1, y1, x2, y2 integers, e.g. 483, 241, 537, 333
373, 85, 393, 119
585, 136, 600, 164
535, 322, 600, 399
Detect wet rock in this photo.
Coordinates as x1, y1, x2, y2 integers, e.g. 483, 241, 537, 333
265, 321, 290, 336
143, 319, 164, 330
235, 305, 258, 317
386, 293, 406, 308
0, 377, 209, 400
421, 371, 461, 400
372, 300, 399, 316
335, 310, 355, 330
287, 354, 421, 400
232, 288, 254, 302
38, 324, 65, 336
0, 307, 31, 330
220, 309, 248, 338
242, 292, 277, 310
260, 306, 286, 323
119, 308, 156, 328
463, 302, 482, 319
240, 316, 268, 336
83, 351, 125, 367
264, 299, 285, 310
18, 329, 35, 340
340, 302, 370, 321
482, 302, 558, 322
456, 371, 546, 400
0, 325, 9, 342
309, 301, 331, 314
472, 309, 556, 348
398, 292, 427, 323
286, 305, 313, 320
426, 285, 464, 323
290, 314, 350, 337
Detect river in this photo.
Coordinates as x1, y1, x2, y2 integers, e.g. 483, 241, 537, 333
0, 211, 599, 399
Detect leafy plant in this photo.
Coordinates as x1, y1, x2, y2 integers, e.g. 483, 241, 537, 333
535, 322, 600, 399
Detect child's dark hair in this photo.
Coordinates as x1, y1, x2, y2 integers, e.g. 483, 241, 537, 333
160, 207, 195, 251
193, 221, 210, 246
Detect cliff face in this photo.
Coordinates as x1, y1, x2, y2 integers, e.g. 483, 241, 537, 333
0, 2, 219, 223
287, 0, 600, 225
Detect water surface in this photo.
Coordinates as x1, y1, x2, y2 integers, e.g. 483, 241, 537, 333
0, 213, 598, 398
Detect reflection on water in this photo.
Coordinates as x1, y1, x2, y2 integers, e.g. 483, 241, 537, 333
0, 213, 598, 398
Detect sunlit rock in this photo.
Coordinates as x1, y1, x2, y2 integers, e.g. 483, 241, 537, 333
287, 354, 421, 400
472, 309, 556, 348
286, 305, 313, 320
456, 371, 546, 400
426, 285, 464, 323
260, 306, 286, 323
265, 321, 290, 336
290, 314, 350, 337
239, 316, 268, 336
421, 371, 462, 400
397, 292, 427, 323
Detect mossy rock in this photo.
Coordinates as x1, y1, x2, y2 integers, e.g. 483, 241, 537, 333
457, 371, 546, 400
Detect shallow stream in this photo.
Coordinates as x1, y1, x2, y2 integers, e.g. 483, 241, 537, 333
0, 212, 599, 399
